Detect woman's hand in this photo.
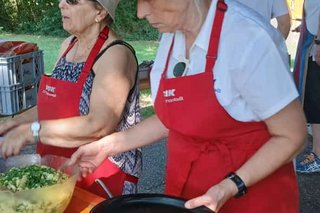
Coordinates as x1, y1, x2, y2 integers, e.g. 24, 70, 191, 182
67, 138, 109, 179
0, 123, 33, 158
185, 179, 238, 212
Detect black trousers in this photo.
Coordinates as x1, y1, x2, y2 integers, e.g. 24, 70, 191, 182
304, 57, 320, 123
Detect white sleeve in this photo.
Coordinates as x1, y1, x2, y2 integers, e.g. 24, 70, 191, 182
237, 31, 298, 120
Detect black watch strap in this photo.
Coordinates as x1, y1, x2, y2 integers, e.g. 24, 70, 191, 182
226, 172, 248, 198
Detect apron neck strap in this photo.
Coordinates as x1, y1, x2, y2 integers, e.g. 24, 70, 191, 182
78, 26, 110, 84
162, 0, 227, 78
205, 0, 227, 72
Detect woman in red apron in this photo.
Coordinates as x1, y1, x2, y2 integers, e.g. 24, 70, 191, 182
0, 0, 141, 198
54, 0, 306, 212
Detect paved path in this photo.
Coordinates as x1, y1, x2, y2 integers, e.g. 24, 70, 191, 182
137, 139, 166, 194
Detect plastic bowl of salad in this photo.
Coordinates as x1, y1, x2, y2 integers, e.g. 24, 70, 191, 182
0, 154, 78, 213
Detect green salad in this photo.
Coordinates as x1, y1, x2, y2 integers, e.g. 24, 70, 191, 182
0, 164, 69, 192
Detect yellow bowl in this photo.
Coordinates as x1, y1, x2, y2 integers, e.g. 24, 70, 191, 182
0, 154, 78, 213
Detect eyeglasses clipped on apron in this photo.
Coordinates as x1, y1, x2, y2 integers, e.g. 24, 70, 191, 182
173, 62, 187, 77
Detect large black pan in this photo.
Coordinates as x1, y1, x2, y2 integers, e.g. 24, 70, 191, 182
90, 193, 214, 213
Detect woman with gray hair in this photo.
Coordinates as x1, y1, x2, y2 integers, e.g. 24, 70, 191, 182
0, 0, 141, 197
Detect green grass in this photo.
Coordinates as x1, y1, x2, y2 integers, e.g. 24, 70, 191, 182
0, 33, 158, 74
140, 89, 155, 118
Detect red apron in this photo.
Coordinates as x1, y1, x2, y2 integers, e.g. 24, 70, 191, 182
154, 1, 299, 212
37, 27, 138, 198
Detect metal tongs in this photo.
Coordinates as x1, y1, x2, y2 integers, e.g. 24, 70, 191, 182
95, 178, 114, 198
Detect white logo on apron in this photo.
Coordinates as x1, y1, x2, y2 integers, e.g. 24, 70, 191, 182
163, 89, 184, 103
163, 89, 176, 97
42, 85, 57, 97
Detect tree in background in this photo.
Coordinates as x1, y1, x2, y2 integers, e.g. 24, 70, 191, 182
0, 0, 15, 31
0, 0, 158, 40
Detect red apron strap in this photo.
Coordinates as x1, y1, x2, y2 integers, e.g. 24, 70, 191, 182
78, 26, 110, 84
205, 0, 227, 73
162, 0, 227, 78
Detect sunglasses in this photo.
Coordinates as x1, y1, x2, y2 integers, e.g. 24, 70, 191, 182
63, 0, 79, 5
62, 0, 96, 5
173, 62, 187, 77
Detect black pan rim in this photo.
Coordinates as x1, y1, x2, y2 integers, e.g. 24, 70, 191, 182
90, 193, 214, 213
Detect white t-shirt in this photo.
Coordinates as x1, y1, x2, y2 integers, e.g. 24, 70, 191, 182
235, 0, 289, 20
150, 0, 298, 122
304, 0, 320, 36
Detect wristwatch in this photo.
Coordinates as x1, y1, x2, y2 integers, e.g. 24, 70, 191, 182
315, 37, 320, 45
31, 121, 41, 143
226, 172, 248, 198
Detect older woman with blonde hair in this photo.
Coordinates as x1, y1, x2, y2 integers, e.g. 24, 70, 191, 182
0, 0, 141, 197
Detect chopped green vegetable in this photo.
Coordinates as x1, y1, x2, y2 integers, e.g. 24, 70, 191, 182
0, 164, 69, 192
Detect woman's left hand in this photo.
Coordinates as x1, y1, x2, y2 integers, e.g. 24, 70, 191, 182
0, 124, 33, 158
184, 178, 237, 212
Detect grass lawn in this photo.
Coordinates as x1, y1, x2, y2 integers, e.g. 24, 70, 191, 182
0, 33, 157, 118
0, 33, 158, 74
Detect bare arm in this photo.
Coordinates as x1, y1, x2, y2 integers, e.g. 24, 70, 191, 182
39, 44, 138, 147
185, 99, 307, 211
0, 107, 37, 136
104, 115, 169, 155
276, 13, 291, 39
0, 42, 138, 157
68, 115, 168, 176
235, 99, 306, 187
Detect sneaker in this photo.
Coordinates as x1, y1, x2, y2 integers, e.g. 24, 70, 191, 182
296, 152, 320, 173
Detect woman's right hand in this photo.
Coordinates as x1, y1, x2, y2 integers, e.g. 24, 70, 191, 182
185, 178, 238, 212
68, 137, 110, 178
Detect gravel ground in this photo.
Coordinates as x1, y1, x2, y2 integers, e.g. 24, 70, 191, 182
296, 135, 320, 213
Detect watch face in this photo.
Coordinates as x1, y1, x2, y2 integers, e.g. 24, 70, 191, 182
32, 122, 40, 131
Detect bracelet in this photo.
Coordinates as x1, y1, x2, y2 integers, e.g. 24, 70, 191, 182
225, 172, 248, 198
